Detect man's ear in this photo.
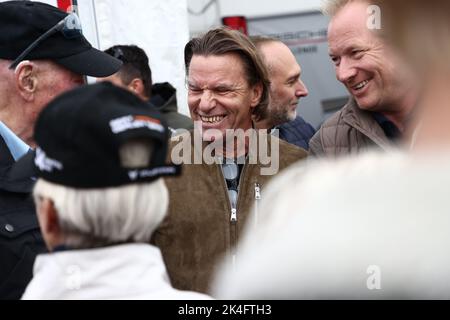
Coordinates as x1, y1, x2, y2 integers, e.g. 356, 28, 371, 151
38, 198, 62, 251
250, 82, 263, 108
128, 78, 148, 100
14, 61, 38, 102
43, 199, 60, 234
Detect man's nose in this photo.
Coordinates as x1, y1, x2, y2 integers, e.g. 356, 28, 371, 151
198, 89, 216, 112
336, 58, 357, 84
295, 79, 309, 98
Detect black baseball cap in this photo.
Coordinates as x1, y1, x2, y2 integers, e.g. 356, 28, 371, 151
33, 82, 180, 189
0, 1, 122, 77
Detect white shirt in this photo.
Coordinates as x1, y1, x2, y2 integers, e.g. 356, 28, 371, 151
0, 121, 30, 161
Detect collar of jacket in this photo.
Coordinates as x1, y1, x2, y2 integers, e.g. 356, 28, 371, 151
0, 137, 36, 194
342, 98, 393, 149
22, 243, 209, 300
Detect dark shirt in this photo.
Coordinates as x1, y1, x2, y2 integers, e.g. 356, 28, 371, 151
372, 113, 401, 141
277, 116, 316, 150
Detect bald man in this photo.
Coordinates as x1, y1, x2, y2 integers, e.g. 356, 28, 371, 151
252, 36, 315, 150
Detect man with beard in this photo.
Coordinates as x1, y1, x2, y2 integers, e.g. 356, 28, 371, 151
252, 36, 315, 150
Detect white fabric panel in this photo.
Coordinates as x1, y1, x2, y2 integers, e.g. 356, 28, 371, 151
92, 0, 190, 116
77, 0, 100, 49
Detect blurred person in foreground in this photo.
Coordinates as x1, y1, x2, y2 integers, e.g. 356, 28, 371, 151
251, 36, 316, 150
211, 0, 450, 299
22, 83, 209, 300
309, 0, 418, 157
0, 1, 121, 300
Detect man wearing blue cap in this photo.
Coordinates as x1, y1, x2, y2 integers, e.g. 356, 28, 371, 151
0, 1, 122, 299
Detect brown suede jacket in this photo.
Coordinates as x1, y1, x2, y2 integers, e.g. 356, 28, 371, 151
151, 131, 308, 294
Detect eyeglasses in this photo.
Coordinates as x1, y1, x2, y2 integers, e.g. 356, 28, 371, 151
9, 13, 83, 70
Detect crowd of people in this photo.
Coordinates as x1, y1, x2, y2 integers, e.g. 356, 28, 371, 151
1, 0, 449, 300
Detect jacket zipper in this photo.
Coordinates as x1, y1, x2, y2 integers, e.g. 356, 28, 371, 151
254, 183, 261, 228
231, 163, 247, 223
255, 183, 261, 200
231, 208, 237, 223
229, 163, 248, 269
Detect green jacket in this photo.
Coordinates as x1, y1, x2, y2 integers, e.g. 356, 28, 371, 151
150, 82, 194, 131
152, 131, 308, 293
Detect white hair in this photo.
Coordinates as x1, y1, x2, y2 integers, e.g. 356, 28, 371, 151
33, 139, 168, 249
322, 0, 364, 17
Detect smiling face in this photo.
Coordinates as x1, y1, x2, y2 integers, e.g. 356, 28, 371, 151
328, 1, 407, 113
187, 53, 262, 142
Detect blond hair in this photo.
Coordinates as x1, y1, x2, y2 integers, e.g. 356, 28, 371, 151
322, 0, 353, 17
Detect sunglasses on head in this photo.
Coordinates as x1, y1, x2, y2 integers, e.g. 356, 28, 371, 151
110, 47, 125, 61
9, 12, 83, 70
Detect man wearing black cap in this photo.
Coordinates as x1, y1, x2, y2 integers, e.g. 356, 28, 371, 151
0, 1, 121, 299
20, 83, 209, 299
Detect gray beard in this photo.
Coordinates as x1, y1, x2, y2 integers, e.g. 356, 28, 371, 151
269, 106, 295, 127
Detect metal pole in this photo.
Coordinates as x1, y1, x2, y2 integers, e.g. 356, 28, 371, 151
91, 0, 101, 49
72, 0, 78, 15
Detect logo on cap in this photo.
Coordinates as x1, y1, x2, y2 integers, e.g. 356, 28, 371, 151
127, 167, 178, 182
128, 170, 139, 181
35, 148, 64, 173
109, 115, 165, 134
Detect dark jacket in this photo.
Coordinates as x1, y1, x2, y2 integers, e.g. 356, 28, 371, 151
150, 82, 194, 131
277, 116, 316, 150
0, 138, 46, 300
309, 99, 393, 157
152, 131, 308, 293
